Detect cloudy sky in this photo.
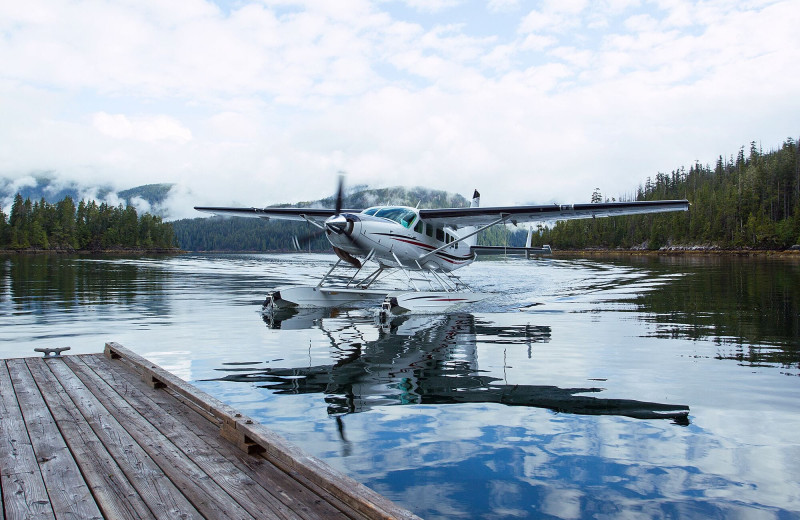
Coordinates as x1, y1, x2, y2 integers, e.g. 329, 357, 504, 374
1, 0, 798, 218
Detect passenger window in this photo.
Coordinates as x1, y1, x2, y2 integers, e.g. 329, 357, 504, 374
436, 228, 444, 242
414, 220, 423, 233
425, 225, 433, 238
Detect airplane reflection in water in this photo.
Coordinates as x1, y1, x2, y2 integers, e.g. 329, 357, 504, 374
209, 311, 690, 426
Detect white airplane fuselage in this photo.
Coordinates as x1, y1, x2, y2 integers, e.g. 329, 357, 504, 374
325, 207, 476, 272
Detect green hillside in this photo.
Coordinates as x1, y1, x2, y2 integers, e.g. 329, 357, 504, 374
117, 183, 174, 207
532, 138, 800, 250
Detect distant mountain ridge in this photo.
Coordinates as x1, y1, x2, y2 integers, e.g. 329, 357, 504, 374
287, 185, 469, 210
0, 174, 107, 205
0, 175, 175, 216
1, 176, 467, 217
117, 184, 174, 206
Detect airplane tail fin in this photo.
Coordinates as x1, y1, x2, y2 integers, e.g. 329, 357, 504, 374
463, 189, 480, 248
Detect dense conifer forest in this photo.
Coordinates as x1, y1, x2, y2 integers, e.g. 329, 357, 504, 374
528, 137, 800, 250
0, 194, 175, 251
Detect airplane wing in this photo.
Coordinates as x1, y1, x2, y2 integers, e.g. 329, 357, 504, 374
419, 199, 689, 228
193, 206, 364, 222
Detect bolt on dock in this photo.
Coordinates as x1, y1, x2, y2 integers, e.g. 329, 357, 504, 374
1, 342, 420, 520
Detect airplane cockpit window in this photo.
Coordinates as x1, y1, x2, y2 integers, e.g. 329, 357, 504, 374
414, 220, 424, 234
374, 207, 418, 228
362, 207, 379, 216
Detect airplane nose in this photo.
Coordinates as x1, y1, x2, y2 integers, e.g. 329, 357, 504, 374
325, 214, 356, 236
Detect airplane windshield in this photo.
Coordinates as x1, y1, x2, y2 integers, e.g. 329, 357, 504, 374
372, 207, 417, 228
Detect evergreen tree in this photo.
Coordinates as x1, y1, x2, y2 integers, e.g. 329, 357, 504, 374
531, 137, 800, 250
0, 194, 176, 251
0, 207, 8, 246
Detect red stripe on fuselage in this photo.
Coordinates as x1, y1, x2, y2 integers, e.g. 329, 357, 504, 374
381, 235, 473, 264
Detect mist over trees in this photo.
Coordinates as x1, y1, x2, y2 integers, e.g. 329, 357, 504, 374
0, 195, 175, 251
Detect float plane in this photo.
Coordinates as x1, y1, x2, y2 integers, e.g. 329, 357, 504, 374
195, 180, 688, 314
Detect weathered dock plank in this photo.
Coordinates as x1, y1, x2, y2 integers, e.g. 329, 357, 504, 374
77, 353, 333, 520
24, 357, 156, 520
6, 359, 102, 520
0, 361, 55, 520
62, 356, 264, 520
1, 346, 421, 520
103, 342, 419, 520
43, 357, 208, 520
105, 342, 418, 519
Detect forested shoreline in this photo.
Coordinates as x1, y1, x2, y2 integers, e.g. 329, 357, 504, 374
528, 137, 800, 251
0, 194, 176, 252
173, 137, 799, 253
3, 137, 798, 253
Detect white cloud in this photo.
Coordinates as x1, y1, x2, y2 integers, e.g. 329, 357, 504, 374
398, 0, 463, 14
92, 113, 193, 143
487, 0, 520, 13
519, 33, 558, 51
519, 0, 588, 34
128, 195, 153, 214
0, 0, 798, 215
519, 9, 560, 33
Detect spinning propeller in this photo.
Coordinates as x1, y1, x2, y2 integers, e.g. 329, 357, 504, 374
293, 175, 362, 267
324, 174, 353, 236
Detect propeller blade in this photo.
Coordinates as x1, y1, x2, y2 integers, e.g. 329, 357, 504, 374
295, 228, 326, 249
335, 174, 344, 216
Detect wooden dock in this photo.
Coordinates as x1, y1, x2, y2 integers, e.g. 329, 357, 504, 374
1, 342, 420, 520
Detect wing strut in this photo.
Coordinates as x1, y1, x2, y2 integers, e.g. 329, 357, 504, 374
317, 259, 342, 287
300, 214, 326, 230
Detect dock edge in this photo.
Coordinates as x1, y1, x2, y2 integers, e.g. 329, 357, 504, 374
104, 341, 421, 520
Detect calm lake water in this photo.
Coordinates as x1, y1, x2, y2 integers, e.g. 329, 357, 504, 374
2, 253, 799, 519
